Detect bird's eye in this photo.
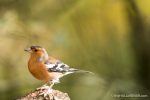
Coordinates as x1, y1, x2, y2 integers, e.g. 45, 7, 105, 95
34, 49, 38, 52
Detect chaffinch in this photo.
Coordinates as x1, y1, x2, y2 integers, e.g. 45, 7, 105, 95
24, 45, 92, 88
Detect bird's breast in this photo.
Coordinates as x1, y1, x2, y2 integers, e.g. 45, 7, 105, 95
28, 60, 50, 82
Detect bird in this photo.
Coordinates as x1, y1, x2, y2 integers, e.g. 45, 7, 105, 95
24, 45, 93, 89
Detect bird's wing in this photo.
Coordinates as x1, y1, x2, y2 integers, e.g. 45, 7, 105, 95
44, 56, 79, 74
45, 56, 93, 74
46, 56, 61, 64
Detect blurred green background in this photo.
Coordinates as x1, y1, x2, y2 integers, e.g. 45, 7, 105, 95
0, 0, 150, 100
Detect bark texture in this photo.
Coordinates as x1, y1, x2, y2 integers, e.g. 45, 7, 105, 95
16, 86, 70, 100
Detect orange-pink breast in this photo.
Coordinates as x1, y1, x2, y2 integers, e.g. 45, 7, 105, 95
28, 61, 51, 82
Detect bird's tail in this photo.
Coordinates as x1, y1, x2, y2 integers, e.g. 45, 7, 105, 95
68, 68, 94, 74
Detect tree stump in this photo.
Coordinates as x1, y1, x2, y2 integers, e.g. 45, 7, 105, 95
16, 85, 70, 100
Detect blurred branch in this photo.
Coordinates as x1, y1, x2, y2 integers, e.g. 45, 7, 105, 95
16, 85, 70, 100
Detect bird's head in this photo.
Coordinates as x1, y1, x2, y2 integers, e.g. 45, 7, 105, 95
24, 45, 43, 53
24, 45, 49, 61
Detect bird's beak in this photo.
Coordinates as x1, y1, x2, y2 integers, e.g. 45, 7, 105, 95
24, 48, 32, 53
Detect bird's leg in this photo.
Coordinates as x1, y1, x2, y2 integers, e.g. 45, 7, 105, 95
48, 81, 54, 89
38, 81, 54, 97
37, 79, 59, 97
37, 82, 48, 90
37, 84, 50, 90
37, 80, 54, 90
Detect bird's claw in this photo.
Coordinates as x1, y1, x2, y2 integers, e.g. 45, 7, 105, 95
37, 85, 53, 97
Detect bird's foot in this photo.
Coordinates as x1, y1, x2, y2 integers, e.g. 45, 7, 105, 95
37, 85, 53, 97
37, 85, 51, 90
